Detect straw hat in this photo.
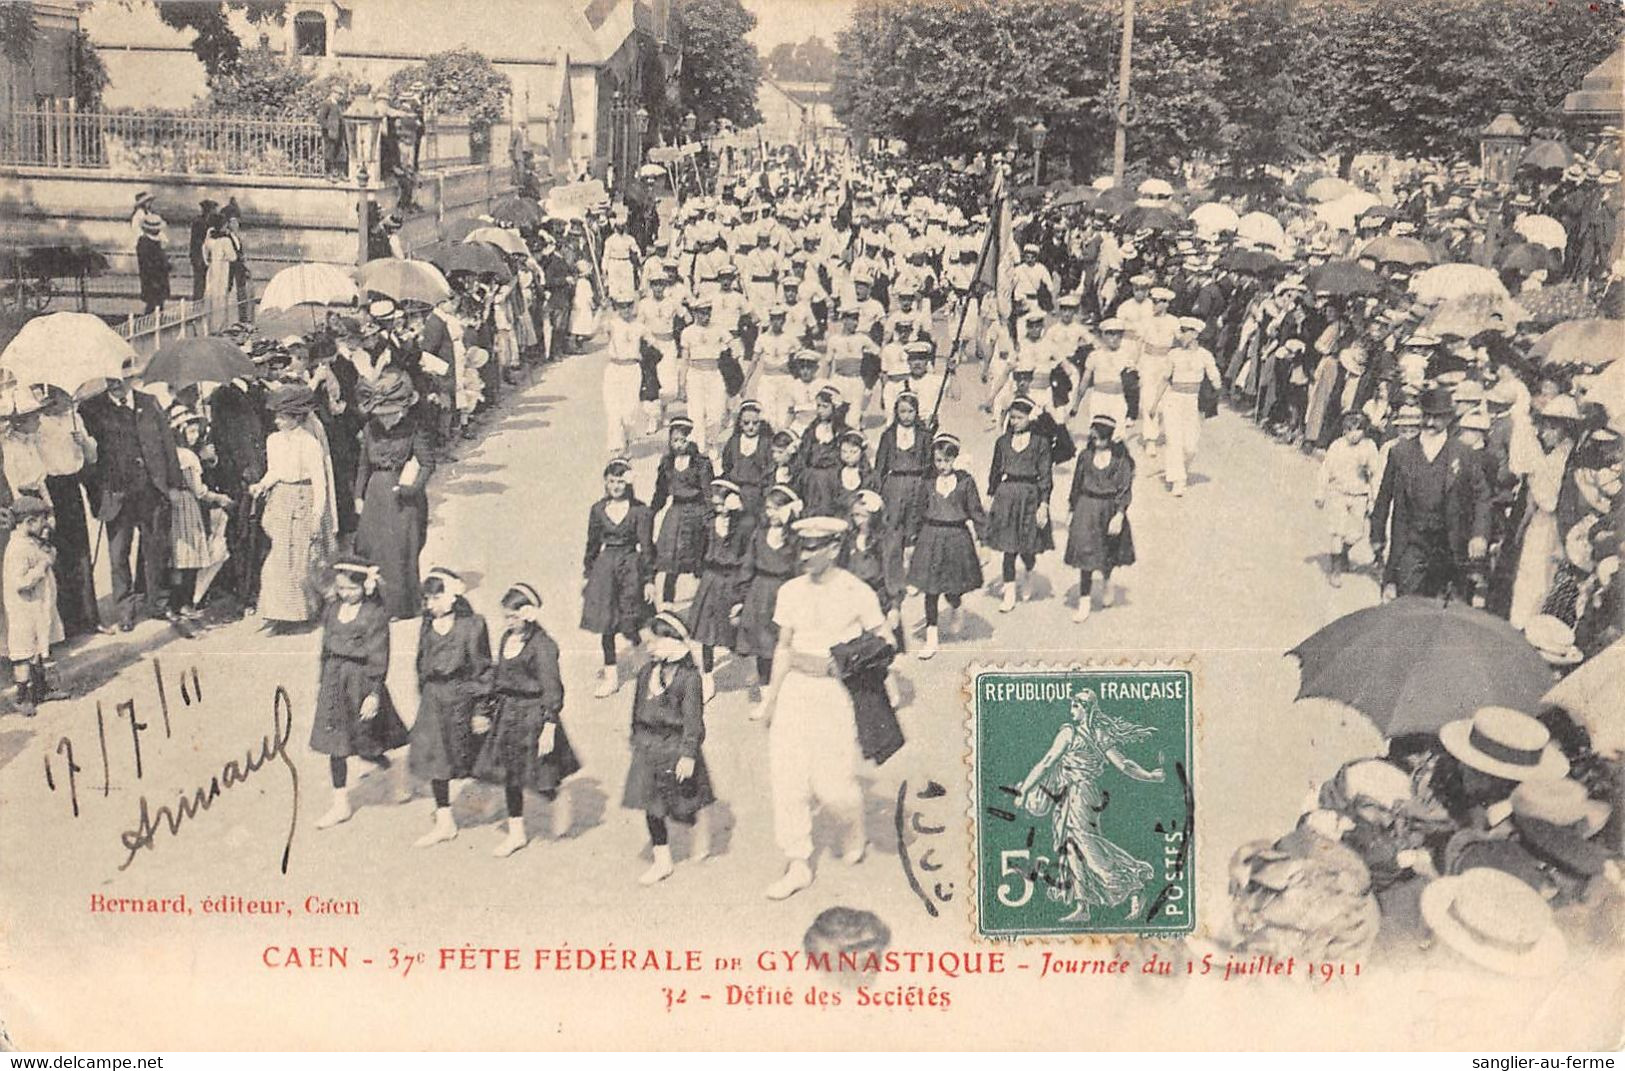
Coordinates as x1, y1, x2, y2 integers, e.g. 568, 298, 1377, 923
1523, 614, 1582, 666
1420, 867, 1567, 976
1440, 706, 1569, 783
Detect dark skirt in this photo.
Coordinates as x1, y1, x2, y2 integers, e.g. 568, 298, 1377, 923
580, 544, 651, 635
801, 465, 843, 517
686, 568, 739, 648
986, 481, 1054, 555
137, 236, 169, 307
1064, 495, 1136, 571
309, 657, 410, 757
45, 474, 99, 637
407, 678, 485, 781
880, 472, 927, 542
473, 695, 581, 793
906, 522, 982, 595
655, 501, 708, 574
621, 730, 715, 823
733, 573, 788, 657
355, 469, 426, 619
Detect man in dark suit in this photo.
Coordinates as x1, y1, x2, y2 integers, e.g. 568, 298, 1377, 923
1370, 386, 1491, 600
189, 198, 217, 300
316, 89, 345, 177
204, 376, 268, 612
80, 377, 185, 630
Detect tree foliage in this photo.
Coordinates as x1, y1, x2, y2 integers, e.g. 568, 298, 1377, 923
766, 36, 837, 82
832, 0, 1622, 174
385, 47, 512, 127
72, 30, 111, 110
1, 4, 39, 65
675, 0, 762, 128
151, 0, 288, 79
203, 43, 360, 119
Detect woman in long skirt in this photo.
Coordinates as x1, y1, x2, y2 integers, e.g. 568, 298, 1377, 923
582, 457, 655, 698
408, 567, 493, 847
1064, 416, 1136, 623
985, 397, 1054, 613
735, 484, 800, 719
474, 582, 580, 857
622, 610, 716, 886
250, 384, 332, 633
684, 478, 755, 701
310, 558, 410, 830
354, 370, 435, 620
839, 488, 907, 651
906, 433, 987, 660
874, 390, 932, 546
38, 394, 101, 638
797, 385, 848, 517
651, 417, 714, 608
1157, 321, 1224, 496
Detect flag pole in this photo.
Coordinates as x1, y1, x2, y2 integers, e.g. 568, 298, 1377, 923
929, 165, 1008, 428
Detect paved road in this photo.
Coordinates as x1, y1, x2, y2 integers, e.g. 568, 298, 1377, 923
1, 321, 1395, 1047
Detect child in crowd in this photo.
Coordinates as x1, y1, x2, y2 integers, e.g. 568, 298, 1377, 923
408, 568, 493, 847
651, 417, 715, 609
1315, 412, 1382, 588
4, 495, 63, 714
581, 457, 655, 699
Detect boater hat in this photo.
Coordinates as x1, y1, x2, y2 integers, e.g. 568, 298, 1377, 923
851, 489, 885, 515
1440, 706, 1569, 783
791, 515, 848, 548
1420, 867, 1567, 976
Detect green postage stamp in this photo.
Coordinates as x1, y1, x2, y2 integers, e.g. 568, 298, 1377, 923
971, 666, 1195, 939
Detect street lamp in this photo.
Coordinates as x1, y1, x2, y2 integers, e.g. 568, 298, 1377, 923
610, 89, 624, 186
341, 95, 385, 266
635, 104, 650, 166
1031, 118, 1049, 185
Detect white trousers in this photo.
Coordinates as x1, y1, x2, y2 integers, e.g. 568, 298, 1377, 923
1161, 390, 1202, 486
687, 369, 727, 451
603, 362, 643, 454
769, 671, 864, 862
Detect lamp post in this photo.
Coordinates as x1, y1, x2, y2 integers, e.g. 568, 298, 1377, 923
1031, 118, 1049, 186
1112, 0, 1136, 188
341, 96, 384, 266
609, 89, 624, 188
635, 104, 649, 169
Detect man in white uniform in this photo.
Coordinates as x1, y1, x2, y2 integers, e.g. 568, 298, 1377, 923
1134, 286, 1181, 456
678, 297, 732, 455
602, 297, 651, 455
762, 515, 888, 900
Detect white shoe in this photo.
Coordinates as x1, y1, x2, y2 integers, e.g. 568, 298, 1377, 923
639, 844, 675, 886
1072, 599, 1092, 624
999, 586, 1016, 614
593, 666, 620, 699
315, 789, 353, 830
492, 817, 527, 857
1102, 585, 1118, 608
701, 671, 716, 702
748, 700, 768, 722
917, 626, 939, 660
1171, 482, 1186, 497
549, 792, 573, 839
412, 807, 457, 848
765, 858, 814, 900
840, 838, 867, 866
1020, 574, 1034, 601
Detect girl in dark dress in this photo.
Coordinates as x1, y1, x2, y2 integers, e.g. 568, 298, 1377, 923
874, 390, 932, 546
986, 396, 1055, 614
582, 456, 655, 699
408, 567, 493, 847
1064, 416, 1137, 624
720, 400, 773, 517
622, 611, 717, 886
651, 417, 715, 608
840, 488, 907, 651
766, 429, 802, 494
354, 370, 435, 619
684, 478, 755, 701
474, 583, 580, 857
907, 433, 988, 660
797, 385, 849, 517
310, 558, 410, 831
735, 483, 801, 718
835, 428, 875, 515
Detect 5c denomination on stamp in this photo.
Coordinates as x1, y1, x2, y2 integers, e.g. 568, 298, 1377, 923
970, 666, 1195, 939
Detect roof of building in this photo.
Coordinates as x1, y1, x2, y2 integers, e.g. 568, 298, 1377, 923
1565, 44, 1623, 118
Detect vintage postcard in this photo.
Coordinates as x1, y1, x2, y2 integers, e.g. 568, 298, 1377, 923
1, 0, 1622, 1053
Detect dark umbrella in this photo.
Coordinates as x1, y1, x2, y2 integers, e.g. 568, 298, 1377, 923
1052, 187, 1097, 209
488, 195, 544, 226
1123, 204, 1187, 232
441, 216, 486, 242
1358, 204, 1398, 224
1495, 241, 1564, 277
1093, 188, 1137, 217
141, 337, 259, 388
1357, 236, 1438, 267
1519, 139, 1575, 174
1288, 597, 1555, 737
1307, 259, 1383, 296
1217, 248, 1285, 275
415, 240, 513, 279
252, 306, 328, 338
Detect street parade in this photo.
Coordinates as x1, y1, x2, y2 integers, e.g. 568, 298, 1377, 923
0, 0, 1623, 1051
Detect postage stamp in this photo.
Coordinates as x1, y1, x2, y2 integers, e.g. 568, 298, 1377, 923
970, 666, 1196, 939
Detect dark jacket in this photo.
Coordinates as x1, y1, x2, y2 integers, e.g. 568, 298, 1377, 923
1370, 436, 1492, 563
316, 98, 343, 139
831, 632, 903, 765
80, 389, 183, 520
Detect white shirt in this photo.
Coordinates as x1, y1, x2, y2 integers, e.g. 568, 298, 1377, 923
773, 567, 885, 658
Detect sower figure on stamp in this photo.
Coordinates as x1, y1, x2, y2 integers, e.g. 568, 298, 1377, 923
759, 515, 891, 901
1014, 689, 1166, 923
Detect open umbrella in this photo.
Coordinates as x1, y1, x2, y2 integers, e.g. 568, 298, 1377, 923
1093, 188, 1137, 217
1123, 204, 1186, 232
442, 216, 489, 242
1541, 639, 1625, 755
487, 195, 543, 227
1051, 186, 1096, 209
463, 227, 527, 255
1529, 319, 1624, 366
415, 240, 512, 279
1359, 204, 1398, 224
1315, 191, 1383, 232
140, 337, 258, 388
1305, 176, 1358, 202
1514, 214, 1568, 252
258, 263, 358, 309
1288, 597, 1555, 737
1519, 139, 1575, 174
1410, 263, 1509, 304
1190, 202, 1240, 235
1420, 293, 1529, 339
1496, 241, 1565, 277
1236, 211, 1287, 250
1515, 282, 1599, 326
1218, 248, 1284, 275
1357, 235, 1438, 267
1576, 361, 1625, 428
1308, 259, 1384, 296
252, 305, 329, 338
355, 258, 452, 304
0, 311, 136, 395
1137, 177, 1175, 199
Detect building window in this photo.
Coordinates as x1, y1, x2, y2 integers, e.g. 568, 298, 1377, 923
294, 11, 328, 57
